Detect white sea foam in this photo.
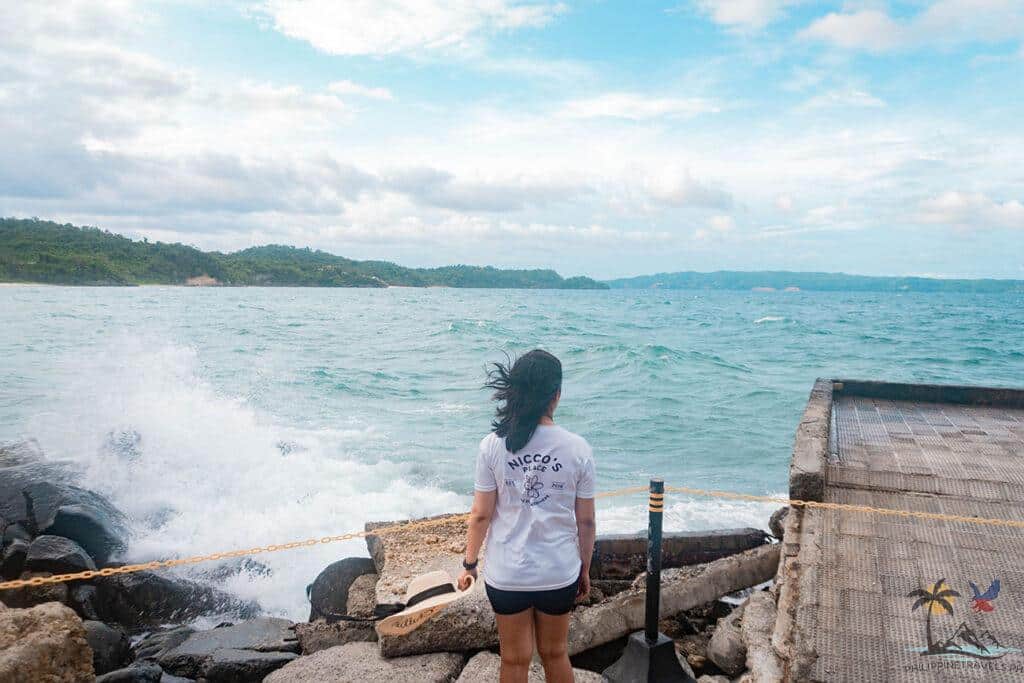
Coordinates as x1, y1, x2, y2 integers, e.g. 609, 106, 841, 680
27, 341, 466, 619
754, 316, 785, 324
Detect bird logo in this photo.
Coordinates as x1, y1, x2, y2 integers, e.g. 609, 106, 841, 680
969, 579, 1000, 613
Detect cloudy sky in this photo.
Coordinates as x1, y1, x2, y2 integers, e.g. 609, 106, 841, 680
2, 1, 1022, 279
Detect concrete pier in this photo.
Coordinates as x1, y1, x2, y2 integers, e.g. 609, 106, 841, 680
775, 379, 1024, 682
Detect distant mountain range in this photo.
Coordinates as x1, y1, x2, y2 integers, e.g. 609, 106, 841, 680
2, 218, 1020, 292
606, 270, 1023, 293
0, 218, 606, 289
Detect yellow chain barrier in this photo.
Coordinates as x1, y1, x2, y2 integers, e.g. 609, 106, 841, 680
2, 484, 1022, 592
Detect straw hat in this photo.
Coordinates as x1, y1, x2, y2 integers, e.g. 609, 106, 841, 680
377, 570, 476, 637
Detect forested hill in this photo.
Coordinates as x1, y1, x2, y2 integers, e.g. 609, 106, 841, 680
0, 218, 607, 289
608, 270, 1024, 293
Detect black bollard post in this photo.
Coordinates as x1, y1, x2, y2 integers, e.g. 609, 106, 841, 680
645, 478, 664, 644
603, 479, 695, 683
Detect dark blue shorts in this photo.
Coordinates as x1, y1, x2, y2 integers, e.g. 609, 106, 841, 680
485, 578, 580, 616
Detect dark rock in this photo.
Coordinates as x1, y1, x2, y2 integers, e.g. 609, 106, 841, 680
26, 535, 97, 574
295, 620, 377, 654
48, 504, 125, 564
0, 456, 126, 563
84, 620, 132, 674
132, 625, 195, 661
307, 556, 376, 621
69, 584, 101, 620
2, 571, 70, 608
94, 662, 164, 683
1, 538, 29, 579
769, 507, 789, 540
202, 648, 298, 682
159, 618, 298, 678
92, 570, 259, 629
3, 522, 32, 544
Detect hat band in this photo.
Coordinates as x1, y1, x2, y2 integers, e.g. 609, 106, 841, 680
406, 583, 456, 609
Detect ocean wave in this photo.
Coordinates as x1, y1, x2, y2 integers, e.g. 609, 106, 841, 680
25, 340, 466, 619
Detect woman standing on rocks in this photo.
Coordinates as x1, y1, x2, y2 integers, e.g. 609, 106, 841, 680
459, 349, 597, 683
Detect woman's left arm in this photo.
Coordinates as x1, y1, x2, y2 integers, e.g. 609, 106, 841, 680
459, 489, 496, 590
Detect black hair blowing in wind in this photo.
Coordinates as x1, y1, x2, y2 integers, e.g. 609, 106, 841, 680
485, 349, 563, 453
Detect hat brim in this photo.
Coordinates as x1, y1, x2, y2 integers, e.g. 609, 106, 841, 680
376, 576, 476, 637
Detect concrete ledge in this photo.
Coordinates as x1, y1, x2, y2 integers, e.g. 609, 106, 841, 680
835, 378, 1024, 407
787, 378, 833, 503
591, 528, 769, 579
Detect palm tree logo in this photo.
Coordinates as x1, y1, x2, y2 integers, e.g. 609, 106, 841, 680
908, 579, 960, 655
907, 579, 1012, 660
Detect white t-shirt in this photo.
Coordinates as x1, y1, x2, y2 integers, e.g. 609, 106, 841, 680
474, 424, 596, 591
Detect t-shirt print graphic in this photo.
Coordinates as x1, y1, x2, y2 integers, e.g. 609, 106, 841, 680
520, 474, 546, 505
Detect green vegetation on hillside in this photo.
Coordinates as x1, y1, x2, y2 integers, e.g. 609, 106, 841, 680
608, 270, 1023, 294
0, 218, 608, 289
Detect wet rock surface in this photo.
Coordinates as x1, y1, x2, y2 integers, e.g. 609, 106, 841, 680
92, 570, 259, 629
26, 534, 97, 574
84, 619, 132, 674
159, 617, 299, 678
0, 446, 126, 564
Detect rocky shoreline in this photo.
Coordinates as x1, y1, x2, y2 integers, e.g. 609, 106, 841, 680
1, 440, 787, 682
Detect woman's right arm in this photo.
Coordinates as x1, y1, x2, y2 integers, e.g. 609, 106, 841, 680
459, 489, 496, 590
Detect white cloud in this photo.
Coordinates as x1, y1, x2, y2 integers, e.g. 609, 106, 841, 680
558, 92, 720, 121
918, 191, 1024, 229
775, 195, 794, 211
258, 0, 566, 56
644, 168, 733, 209
693, 0, 804, 31
327, 80, 394, 100
801, 1, 1024, 53
801, 88, 887, 110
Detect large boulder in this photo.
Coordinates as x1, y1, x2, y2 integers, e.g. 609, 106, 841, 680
296, 572, 380, 653
0, 601, 94, 682
1, 538, 29, 579
83, 620, 132, 674
264, 642, 465, 683
0, 452, 127, 564
456, 651, 602, 682
366, 513, 498, 658
307, 556, 376, 621
159, 617, 299, 678
707, 604, 746, 677
92, 570, 259, 629
132, 625, 195, 661
26, 535, 97, 574
740, 590, 783, 683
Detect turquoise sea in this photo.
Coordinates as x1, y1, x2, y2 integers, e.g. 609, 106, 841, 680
2, 286, 1022, 618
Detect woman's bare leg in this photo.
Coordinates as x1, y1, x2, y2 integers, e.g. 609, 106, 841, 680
496, 610, 536, 683
534, 610, 573, 683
